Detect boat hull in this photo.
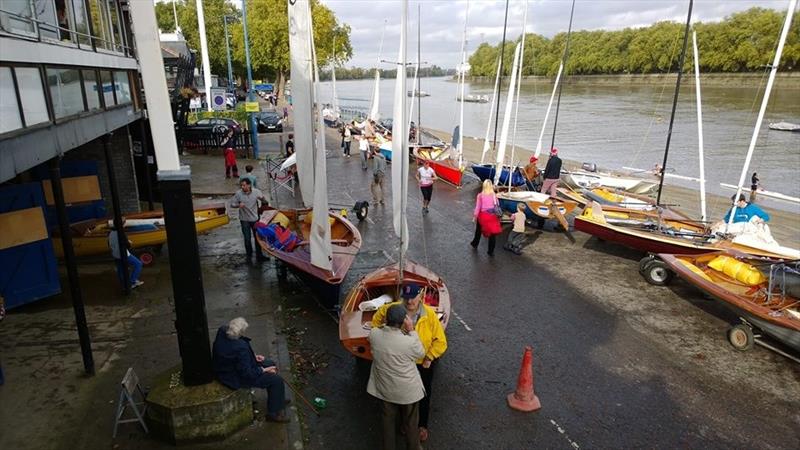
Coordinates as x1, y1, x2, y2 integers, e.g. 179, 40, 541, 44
51, 205, 230, 258
471, 164, 526, 187
497, 193, 577, 222
256, 208, 362, 308
574, 215, 712, 255
428, 159, 464, 187
339, 260, 451, 360
660, 252, 800, 353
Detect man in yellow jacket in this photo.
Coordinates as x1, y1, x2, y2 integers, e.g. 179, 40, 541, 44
372, 283, 447, 443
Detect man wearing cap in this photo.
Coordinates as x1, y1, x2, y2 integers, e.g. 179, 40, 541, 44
368, 304, 426, 450
372, 283, 448, 444
542, 147, 562, 198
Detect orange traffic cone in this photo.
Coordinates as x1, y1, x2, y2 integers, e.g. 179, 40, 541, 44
507, 346, 541, 412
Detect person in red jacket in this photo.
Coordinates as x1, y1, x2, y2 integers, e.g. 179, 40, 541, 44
224, 146, 239, 179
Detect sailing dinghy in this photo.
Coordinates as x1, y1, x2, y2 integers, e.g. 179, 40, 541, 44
340, 1, 451, 359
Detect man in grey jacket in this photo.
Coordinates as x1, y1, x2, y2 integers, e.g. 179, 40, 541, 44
368, 304, 425, 450
230, 178, 269, 262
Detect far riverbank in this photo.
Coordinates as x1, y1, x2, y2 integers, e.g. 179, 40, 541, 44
466, 72, 800, 88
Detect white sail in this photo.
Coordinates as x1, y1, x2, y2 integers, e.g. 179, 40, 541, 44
508, 2, 528, 189
456, 0, 470, 166
308, 1, 332, 271
535, 62, 563, 157
287, 0, 314, 204
480, 56, 502, 164
493, 42, 521, 185
692, 30, 707, 222
727, 0, 797, 227
392, 0, 409, 254
368, 22, 387, 122
331, 37, 339, 116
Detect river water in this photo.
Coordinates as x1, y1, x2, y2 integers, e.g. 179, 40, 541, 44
317, 76, 799, 212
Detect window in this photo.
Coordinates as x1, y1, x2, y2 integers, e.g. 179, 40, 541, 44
106, 0, 124, 52
113, 71, 130, 104
69, 0, 91, 46
88, 0, 110, 50
82, 70, 100, 110
33, 0, 59, 40
15, 67, 49, 125
100, 70, 114, 106
0, 67, 23, 133
47, 67, 84, 118
0, 0, 35, 35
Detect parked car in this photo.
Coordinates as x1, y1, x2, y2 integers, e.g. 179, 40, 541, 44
185, 117, 242, 135
257, 111, 283, 133
225, 93, 236, 109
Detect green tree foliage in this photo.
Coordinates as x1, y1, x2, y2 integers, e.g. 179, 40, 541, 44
468, 8, 799, 76
319, 65, 453, 81
154, 0, 351, 86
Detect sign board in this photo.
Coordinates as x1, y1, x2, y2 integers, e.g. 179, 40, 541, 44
211, 88, 226, 111
245, 102, 260, 113
254, 83, 274, 92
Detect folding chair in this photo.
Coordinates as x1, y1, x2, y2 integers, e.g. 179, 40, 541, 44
112, 367, 149, 438
263, 155, 295, 199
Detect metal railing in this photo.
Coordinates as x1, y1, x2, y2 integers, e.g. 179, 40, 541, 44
0, 6, 133, 57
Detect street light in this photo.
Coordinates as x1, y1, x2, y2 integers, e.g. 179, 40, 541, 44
241, 0, 259, 158
223, 15, 236, 93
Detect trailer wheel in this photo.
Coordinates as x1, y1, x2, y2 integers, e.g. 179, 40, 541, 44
642, 260, 673, 286
638, 255, 657, 274
138, 251, 155, 266
727, 324, 754, 351
354, 201, 369, 221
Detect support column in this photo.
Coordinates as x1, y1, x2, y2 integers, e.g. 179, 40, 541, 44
136, 119, 155, 211
159, 168, 213, 386
103, 133, 130, 295
50, 157, 95, 376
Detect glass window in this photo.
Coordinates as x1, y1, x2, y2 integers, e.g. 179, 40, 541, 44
106, 0, 124, 52
32, 0, 59, 40
47, 67, 84, 118
0, 67, 23, 133
113, 71, 130, 104
88, 0, 110, 49
15, 67, 49, 125
69, 0, 91, 46
0, 0, 35, 35
82, 70, 100, 110
100, 70, 114, 106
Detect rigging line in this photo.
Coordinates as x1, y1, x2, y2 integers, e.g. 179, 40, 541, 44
547, 0, 576, 154
656, 0, 693, 206
490, 0, 511, 159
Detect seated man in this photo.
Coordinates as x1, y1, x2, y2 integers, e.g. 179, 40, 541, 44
722, 194, 770, 224
212, 317, 289, 423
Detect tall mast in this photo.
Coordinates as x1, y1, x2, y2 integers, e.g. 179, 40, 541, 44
655, 0, 694, 206
508, 1, 528, 190
490, 0, 511, 158
417, 3, 422, 146
457, 0, 470, 167
692, 30, 707, 221
547, 0, 576, 155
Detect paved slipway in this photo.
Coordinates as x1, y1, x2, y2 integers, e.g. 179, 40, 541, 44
281, 128, 799, 449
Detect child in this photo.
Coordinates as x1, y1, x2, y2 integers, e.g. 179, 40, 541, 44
504, 203, 527, 255
241, 165, 258, 188
224, 146, 239, 179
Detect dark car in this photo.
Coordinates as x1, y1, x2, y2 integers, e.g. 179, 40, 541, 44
257, 111, 283, 133
186, 118, 243, 135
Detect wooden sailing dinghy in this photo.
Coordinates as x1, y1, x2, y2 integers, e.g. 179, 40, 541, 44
658, 251, 799, 353
339, 261, 451, 360
496, 190, 577, 230
339, 0, 451, 360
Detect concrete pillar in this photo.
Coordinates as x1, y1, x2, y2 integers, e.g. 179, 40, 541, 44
50, 157, 95, 376
104, 134, 131, 295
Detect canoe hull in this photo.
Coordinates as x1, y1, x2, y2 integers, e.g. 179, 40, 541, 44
339, 261, 451, 361
471, 164, 526, 187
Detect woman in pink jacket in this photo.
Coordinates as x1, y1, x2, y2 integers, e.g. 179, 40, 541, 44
470, 180, 502, 255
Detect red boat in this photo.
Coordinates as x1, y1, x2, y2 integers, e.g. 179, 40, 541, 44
413, 146, 465, 187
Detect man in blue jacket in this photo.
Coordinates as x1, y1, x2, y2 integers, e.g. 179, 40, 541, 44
723, 194, 770, 224
212, 317, 288, 423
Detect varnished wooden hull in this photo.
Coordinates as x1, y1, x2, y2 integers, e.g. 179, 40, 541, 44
256, 208, 362, 307
660, 252, 800, 352
339, 260, 451, 360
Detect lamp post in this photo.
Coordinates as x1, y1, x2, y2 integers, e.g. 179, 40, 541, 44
241, 0, 260, 159
223, 15, 235, 93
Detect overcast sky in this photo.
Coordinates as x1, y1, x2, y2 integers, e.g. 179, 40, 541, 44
320, 0, 791, 68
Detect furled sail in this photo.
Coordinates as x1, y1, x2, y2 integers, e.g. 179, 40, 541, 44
287, 0, 314, 204
391, 0, 409, 254
493, 42, 521, 185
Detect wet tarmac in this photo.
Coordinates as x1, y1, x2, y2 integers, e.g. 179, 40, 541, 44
281, 127, 800, 449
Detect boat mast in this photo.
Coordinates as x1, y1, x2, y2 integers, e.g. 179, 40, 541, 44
392, 0, 409, 283
655, 0, 693, 207
547, 0, 576, 156
490, 0, 511, 159
493, 42, 521, 186
331, 36, 338, 116
369, 20, 387, 121
417, 3, 421, 146
692, 30, 707, 222
480, 56, 501, 164
508, 1, 529, 191
727, 0, 796, 227
457, 0, 470, 167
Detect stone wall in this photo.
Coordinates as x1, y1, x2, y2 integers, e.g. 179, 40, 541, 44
64, 128, 140, 215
